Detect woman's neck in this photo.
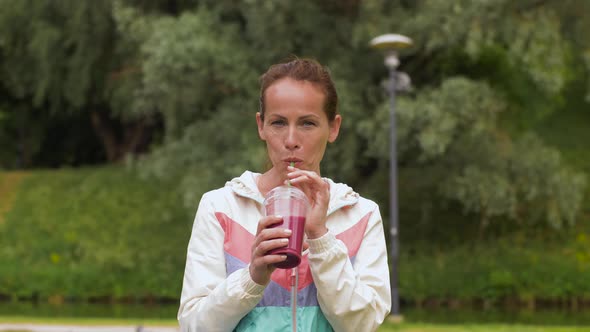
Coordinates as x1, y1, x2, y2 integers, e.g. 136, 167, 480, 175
256, 165, 322, 196
256, 167, 286, 197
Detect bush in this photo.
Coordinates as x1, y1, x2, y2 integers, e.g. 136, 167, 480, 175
2, 166, 589, 304
0, 166, 192, 300
399, 231, 590, 303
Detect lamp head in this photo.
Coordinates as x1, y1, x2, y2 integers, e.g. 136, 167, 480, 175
369, 34, 413, 51
370, 34, 413, 70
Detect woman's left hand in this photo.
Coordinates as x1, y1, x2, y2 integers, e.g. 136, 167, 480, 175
287, 166, 330, 239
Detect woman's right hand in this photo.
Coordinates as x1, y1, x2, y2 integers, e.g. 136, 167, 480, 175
249, 215, 291, 285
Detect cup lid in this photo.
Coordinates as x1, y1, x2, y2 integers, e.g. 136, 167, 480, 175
264, 185, 309, 206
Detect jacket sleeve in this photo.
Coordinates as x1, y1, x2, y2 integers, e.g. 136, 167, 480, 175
177, 192, 265, 332
307, 204, 391, 332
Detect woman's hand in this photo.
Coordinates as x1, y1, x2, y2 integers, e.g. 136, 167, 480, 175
286, 166, 330, 239
249, 215, 291, 285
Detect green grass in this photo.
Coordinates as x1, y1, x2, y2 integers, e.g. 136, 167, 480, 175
378, 323, 590, 332
2, 164, 590, 303
0, 316, 177, 326
6, 321, 587, 332
398, 229, 590, 301
2, 318, 589, 332
0, 166, 192, 300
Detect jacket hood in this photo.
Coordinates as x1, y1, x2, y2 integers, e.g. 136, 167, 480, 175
225, 171, 359, 216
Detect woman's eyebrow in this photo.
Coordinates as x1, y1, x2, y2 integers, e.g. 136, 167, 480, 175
267, 114, 287, 120
300, 114, 321, 120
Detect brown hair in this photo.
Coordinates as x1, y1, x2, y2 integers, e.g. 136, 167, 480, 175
259, 57, 338, 122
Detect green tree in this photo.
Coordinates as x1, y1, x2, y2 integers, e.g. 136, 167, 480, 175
0, 0, 157, 165
127, 0, 586, 233
1, 0, 587, 233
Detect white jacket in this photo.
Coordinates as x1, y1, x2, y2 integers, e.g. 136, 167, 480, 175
178, 171, 391, 331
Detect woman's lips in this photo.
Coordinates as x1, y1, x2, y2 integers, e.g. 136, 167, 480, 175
284, 159, 302, 166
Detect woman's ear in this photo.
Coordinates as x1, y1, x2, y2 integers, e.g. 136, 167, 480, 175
328, 114, 342, 143
256, 112, 266, 141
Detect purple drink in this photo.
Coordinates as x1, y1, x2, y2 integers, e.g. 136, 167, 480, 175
268, 215, 306, 269
263, 186, 309, 269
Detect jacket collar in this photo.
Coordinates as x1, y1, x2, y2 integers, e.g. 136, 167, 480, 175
225, 171, 359, 216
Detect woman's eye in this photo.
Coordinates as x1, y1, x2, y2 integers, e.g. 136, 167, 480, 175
271, 120, 286, 126
303, 121, 317, 127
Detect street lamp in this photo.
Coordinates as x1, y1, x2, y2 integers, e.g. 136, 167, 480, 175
369, 33, 413, 318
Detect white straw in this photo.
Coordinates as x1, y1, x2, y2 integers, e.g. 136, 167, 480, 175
291, 266, 298, 332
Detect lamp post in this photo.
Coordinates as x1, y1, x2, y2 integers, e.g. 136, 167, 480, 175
370, 33, 412, 318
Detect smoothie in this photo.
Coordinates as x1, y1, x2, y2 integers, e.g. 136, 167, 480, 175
263, 185, 309, 269
268, 215, 306, 269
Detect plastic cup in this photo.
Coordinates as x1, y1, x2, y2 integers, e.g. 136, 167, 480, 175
263, 185, 309, 269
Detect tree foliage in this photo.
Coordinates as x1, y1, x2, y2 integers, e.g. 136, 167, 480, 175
1, 0, 588, 233
0, 0, 156, 165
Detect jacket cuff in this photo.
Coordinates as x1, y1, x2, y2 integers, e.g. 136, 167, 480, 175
307, 231, 336, 255
240, 267, 266, 296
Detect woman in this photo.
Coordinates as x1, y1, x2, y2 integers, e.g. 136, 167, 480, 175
178, 58, 391, 331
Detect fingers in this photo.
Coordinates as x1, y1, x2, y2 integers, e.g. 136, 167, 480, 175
254, 237, 289, 256
254, 252, 288, 266
286, 167, 330, 208
256, 215, 283, 235
286, 166, 325, 186
286, 166, 329, 197
250, 217, 291, 285
286, 166, 330, 239
252, 216, 291, 262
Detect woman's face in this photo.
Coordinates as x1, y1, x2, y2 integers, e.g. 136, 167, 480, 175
256, 78, 341, 175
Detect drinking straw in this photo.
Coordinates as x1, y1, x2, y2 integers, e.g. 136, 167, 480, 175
288, 162, 294, 186
291, 266, 298, 332
289, 161, 297, 331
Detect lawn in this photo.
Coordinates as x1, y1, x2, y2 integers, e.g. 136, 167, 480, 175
1, 323, 588, 332
378, 322, 590, 332
0, 316, 177, 326
2, 317, 589, 332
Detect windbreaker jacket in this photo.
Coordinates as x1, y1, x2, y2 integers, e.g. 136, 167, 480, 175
178, 171, 391, 332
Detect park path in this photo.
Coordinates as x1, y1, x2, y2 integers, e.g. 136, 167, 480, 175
0, 323, 179, 332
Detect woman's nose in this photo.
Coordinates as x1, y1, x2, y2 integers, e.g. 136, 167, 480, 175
285, 127, 300, 150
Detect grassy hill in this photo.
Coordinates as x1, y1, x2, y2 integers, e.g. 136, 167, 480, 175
0, 145, 589, 305
0, 166, 192, 301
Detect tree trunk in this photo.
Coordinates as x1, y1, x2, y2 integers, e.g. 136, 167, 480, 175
90, 109, 120, 162
90, 109, 152, 162
478, 207, 489, 240
122, 118, 149, 156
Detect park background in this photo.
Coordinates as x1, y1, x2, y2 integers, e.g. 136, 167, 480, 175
1, 0, 590, 330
